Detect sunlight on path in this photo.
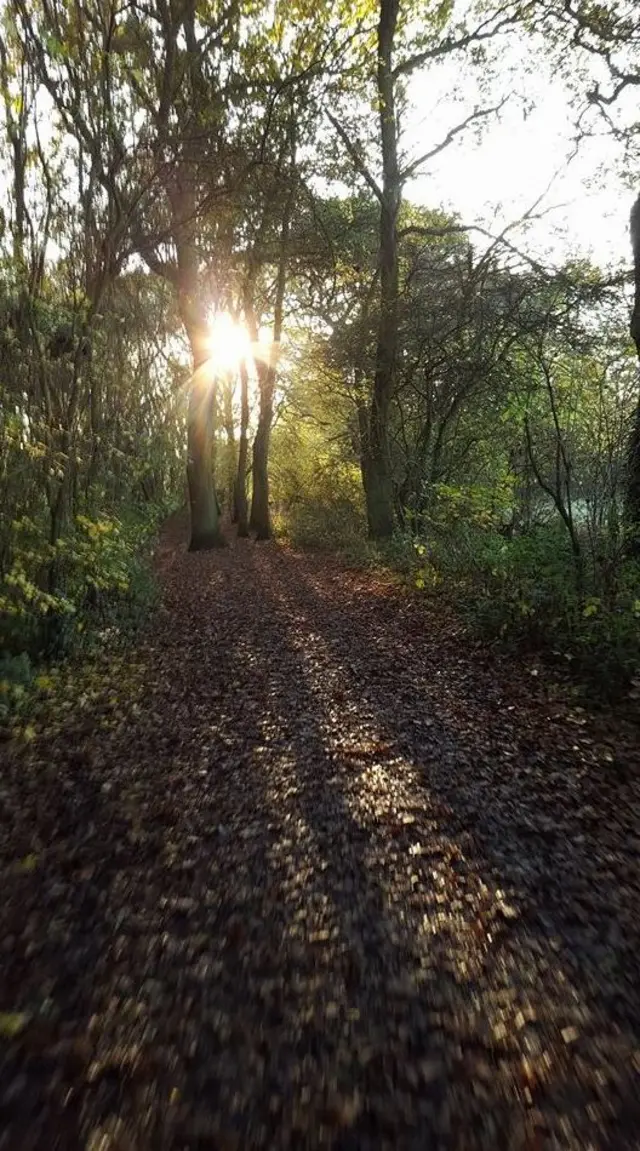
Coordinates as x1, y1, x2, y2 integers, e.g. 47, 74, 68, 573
1, 534, 639, 1150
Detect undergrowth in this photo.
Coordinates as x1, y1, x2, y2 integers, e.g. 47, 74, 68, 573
410, 522, 640, 701
0, 504, 167, 731
280, 498, 640, 702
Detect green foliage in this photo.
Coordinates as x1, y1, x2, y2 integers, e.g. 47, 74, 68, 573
271, 344, 367, 550
0, 509, 163, 730
0, 1013, 29, 1039
0, 260, 184, 699
417, 521, 640, 698
0, 652, 34, 726
276, 485, 365, 552
1, 508, 163, 657
435, 525, 583, 635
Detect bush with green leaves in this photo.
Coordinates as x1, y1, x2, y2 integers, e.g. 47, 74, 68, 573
414, 517, 640, 697
0, 508, 163, 661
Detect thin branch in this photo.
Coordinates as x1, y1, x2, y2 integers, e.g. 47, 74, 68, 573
393, 4, 532, 78
588, 72, 640, 107
400, 99, 508, 182
326, 110, 383, 203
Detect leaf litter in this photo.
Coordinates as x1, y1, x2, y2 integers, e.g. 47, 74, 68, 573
1, 515, 640, 1149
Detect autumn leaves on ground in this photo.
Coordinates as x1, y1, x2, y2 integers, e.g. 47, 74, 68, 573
1, 519, 640, 1151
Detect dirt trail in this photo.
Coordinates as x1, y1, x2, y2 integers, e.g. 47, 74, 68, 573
1, 518, 640, 1150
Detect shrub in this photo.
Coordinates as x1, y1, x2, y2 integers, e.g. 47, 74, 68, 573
0, 506, 163, 691
281, 496, 366, 551
411, 520, 640, 699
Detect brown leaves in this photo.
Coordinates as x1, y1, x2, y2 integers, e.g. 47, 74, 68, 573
1, 525, 639, 1149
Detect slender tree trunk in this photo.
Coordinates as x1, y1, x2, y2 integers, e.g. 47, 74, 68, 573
248, 118, 296, 541
175, 232, 222, 548
185, 322, 223, 550
86, 364, 102, 499
47, 480, 70, 594
222, 375, 238, 518
627, 193, 640, 553
168, 173, 223, 551
356, 395, 370, 498
366, 0, 401, 539
235, 359, 250, 536
250, 405, 272, 539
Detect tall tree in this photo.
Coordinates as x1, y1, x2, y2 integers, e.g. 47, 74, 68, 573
328, 0, 515, 537
14, 0, 244, 548
244, 116, 297, 540
627, 193, 640, 548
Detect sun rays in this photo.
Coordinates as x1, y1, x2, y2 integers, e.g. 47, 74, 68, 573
206, 311, 252, 375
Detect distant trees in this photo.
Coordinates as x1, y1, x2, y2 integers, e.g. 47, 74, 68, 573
276, 192, 635, 568
1, 0, 639, 688
326, 0, 524, 537
534, 0, 640, 552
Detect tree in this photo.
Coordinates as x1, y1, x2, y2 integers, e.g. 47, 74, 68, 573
12, 0, 249, 548
530, 0, 640, 549
0, 36, 185, 652
327, 0, 517, 537
627, 193, 640, 548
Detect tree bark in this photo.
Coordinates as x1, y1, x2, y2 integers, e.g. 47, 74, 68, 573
356, 394, 370, 497
184, 320, 223, 550
235, 359, 250, 536
248, 118, 296, 541
365, 0, 401, 539
173, 181, 223, 551
627, 193, 640, 552
250, 407, 272, 539
222, 375, 238, 518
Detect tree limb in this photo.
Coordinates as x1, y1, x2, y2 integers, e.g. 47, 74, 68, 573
326, 110, 383, 203
400, 99, 508, 182
393, 4, 531, 78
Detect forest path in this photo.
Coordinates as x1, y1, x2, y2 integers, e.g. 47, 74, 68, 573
2, 516, 640, 1150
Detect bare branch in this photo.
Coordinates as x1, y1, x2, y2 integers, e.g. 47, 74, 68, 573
393, 4, 532, 78
400, 99, 508, 182
326, 110, 383, 203
398, 141, 585, 281
588, 72, 640, 107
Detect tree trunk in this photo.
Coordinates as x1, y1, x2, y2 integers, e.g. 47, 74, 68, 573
235, 359, 250, 536
170, 176, 223, 551
365, 400, 395, 538
47, 478, 70, 594
250, 407, 271, 539
356, 395, 370, 498
627, 193, 640, 552
185, 325, 223, 550
247, 117, 296, 541
222, 375, 238, 518
86, 364, 102, 499
365, 0, 401, 539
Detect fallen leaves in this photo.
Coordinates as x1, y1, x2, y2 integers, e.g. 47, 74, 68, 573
0, 1012, 29, 1038
0, 523, 639, 1149
561, 1026, 580, 1045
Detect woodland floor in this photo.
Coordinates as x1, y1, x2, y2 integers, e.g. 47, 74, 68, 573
2, 515, 640, 1150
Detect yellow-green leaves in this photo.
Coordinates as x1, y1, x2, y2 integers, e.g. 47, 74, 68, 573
583, 597, 600, 618
0, 1012, 29, 1039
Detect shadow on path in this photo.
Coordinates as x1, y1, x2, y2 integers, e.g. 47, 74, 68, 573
1, 530, 639, 1150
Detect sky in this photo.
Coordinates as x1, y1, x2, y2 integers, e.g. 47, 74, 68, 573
3, 15, 634, 284
404, 41, 635, 273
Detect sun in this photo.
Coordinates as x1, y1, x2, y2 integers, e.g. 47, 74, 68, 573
206, 311, 252, 374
